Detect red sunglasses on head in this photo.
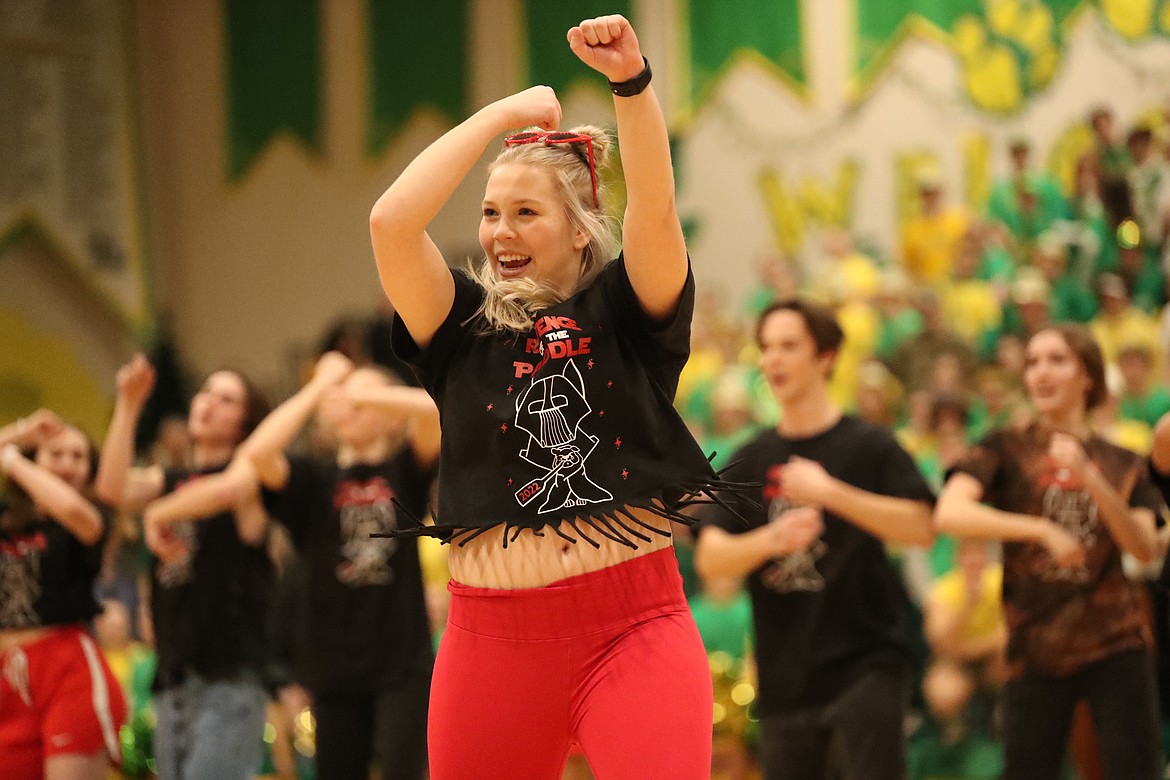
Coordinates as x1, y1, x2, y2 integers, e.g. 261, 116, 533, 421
503, 131, 599, 207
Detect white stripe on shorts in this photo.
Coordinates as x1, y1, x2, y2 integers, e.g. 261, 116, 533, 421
78, 633, 121, 761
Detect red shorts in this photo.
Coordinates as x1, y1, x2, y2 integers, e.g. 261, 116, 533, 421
429, 547, 713, 780
0, 625, 127, 779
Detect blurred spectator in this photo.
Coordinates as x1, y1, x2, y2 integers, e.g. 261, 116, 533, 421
743, 249, 801, 321
922, 539, 1006, 741
1082, 106, 1134, 231
886, 290, 978, 394
942, 236, 1002, 344
874, 268, 922, 362
1117, 343, 1170, 428
1127, 126, 1170, 258
988, 269, 1053, 358
1030, 233, 1097, 323
967, 366, 1027, 441
856, 361, 903, 429
1090, 272, 1161, 369
987, 138, 1068, 250
901, 168, 972, 287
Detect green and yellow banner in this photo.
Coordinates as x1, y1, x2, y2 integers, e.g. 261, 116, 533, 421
368, 0, 469, 155
523, 1, 632, 95
688, 0, 805, 101
224, 0, 323, 179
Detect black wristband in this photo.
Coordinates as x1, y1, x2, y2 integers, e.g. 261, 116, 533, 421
608, 57, 652, 98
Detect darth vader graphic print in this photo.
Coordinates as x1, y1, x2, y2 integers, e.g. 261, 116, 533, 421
513, 359, 613, 514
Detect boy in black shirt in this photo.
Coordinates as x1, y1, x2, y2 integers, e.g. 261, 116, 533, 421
696, 299, 935, 780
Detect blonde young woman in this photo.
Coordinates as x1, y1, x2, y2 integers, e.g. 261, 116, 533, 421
0, 411, 126, 780
369, 14, 749, 780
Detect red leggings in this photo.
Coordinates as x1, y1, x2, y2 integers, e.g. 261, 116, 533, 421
429, 547, 712, 780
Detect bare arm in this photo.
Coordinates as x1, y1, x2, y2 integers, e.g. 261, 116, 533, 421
568, 16, 687, 320
936, 473, 1086, 567
344, 384, 441, 468
779, 457, 935, 547
236, 352, 354, 485
1081, 462, 1159, 564
1150, 411, 1170, 476
369, 87, 563, 348
695, 507, 824, 579
1, 445, 103, 545
1050, 433, 1159, 564
142, 458, 266, 559
96, 355, 164, 509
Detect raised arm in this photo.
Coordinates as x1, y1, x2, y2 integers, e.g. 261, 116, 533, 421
369, 87, 563, 348
0, 444, 103, 544
96, 354, 164, 510
568, 15, 687, 320
235, 351, 355, 485
341, 382, 441, 468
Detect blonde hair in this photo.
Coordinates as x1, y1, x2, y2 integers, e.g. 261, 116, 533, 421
471, 125, 620, 333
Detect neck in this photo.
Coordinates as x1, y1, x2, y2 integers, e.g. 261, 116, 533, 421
337, 436, 396, 468
1038, 407, 1090, 438
777, 386, 841, 439
192, 441, 233, 470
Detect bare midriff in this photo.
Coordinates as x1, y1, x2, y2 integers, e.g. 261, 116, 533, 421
446, 506, 674, 589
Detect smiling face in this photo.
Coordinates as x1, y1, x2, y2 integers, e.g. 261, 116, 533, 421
479, 163, 589, 295
1024, 330, 1093, 418
34, 426, 93, 491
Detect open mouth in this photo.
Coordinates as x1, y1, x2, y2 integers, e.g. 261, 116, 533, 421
497, 254, 532, 278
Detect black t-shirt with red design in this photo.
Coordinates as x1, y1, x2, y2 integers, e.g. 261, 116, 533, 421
952, 422, 1163, 678
0, 505, 104, 628
275, 452, 434, 693
391, 256, 724, 542
697, 417, 935, 715
150, 466, 276, 690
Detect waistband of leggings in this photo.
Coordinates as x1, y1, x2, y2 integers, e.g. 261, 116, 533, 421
447, 547, 688, 640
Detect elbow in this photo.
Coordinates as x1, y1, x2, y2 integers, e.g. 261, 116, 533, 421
369, 194, 408, 240
933, 499, 961, 535
67, 504, 104, 546
1130, 536, 1159, 567
94, 478, 122, 509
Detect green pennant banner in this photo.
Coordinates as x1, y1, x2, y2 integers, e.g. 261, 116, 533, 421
368, 0, 469, 156
524, 1, 632, 96
688, 0, 805, 101
224, 0, 322, 180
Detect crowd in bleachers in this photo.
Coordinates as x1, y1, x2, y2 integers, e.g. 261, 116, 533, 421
671, 105, 1170, 779
4, 103, 1170, 780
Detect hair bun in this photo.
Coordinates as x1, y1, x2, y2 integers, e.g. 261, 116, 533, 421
569, 125, 613, 169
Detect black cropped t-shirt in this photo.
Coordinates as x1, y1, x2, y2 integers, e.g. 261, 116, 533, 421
390, 255, 750, 546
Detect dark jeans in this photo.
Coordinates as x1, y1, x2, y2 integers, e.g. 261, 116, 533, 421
758, 666, 909, 780
312, 671, 430, 780
1002, 648, 1161, 780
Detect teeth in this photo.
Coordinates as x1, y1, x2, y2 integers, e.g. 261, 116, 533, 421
498, 254, 530, 264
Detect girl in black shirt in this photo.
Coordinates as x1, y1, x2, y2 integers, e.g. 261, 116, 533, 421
145, 352, 439, 780
368, 14, 745, 780
0, 411, 126, 779
96, 356, 273, 780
